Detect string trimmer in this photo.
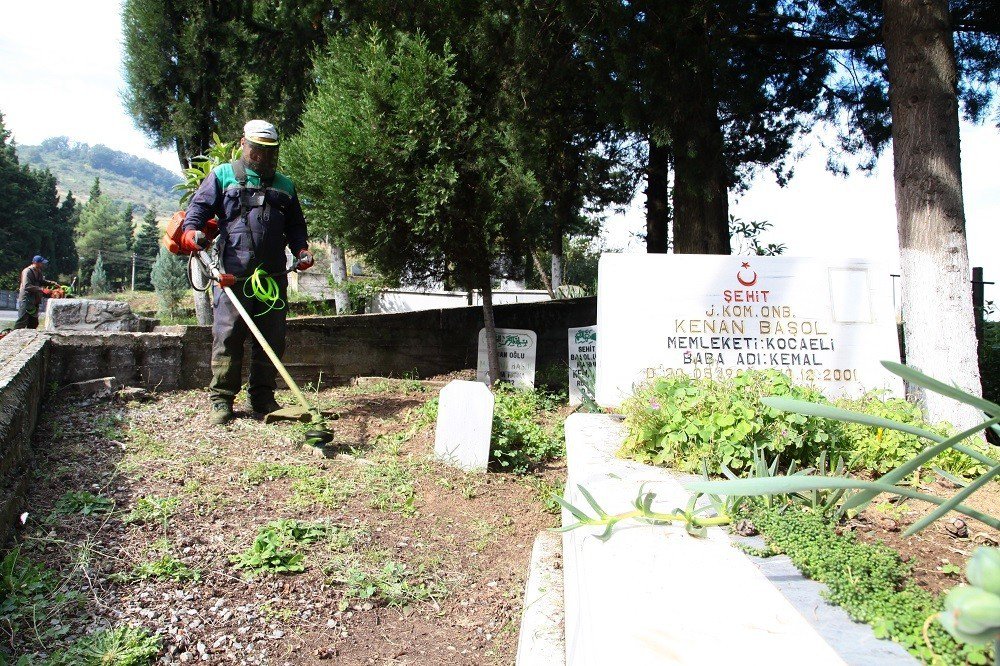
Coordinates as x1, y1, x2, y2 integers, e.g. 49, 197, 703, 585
193, 249, 334, 447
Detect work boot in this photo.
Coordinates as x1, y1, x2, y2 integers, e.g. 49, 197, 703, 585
210, 401, 234, 425
251, 396, 281, 415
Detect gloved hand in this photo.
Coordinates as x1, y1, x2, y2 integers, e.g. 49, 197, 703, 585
296, 249, 314, 271
41, 288, 52, 297
180, 229, 208, 254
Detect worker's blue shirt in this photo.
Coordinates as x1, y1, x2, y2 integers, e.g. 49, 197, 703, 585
182, 162, 308, 279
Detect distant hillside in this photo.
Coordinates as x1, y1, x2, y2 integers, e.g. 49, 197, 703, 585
19, 137, 182, 216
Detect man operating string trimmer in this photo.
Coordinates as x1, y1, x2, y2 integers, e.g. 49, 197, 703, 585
179, 120, 315, 426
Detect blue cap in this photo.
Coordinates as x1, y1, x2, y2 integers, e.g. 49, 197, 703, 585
32, 255, 48, 264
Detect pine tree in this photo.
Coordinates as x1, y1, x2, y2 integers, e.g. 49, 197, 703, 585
76, 177, 133, 288
132, 208, 161, 290
90, 253, 110, 295
150, 246, 189, 319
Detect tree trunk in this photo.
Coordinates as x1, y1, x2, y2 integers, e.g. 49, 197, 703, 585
645, 140, 671, 253
481, 279, 501, 386
329, 243, 351, 314
550, 230, 563, 298
532, 251, 555, 298
668, 14, 731, 255
883, 0, 983, 429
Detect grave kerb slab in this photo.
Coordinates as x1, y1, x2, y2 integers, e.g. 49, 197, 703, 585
561, 413, 915, 665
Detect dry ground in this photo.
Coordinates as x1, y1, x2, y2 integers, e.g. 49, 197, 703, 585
6, 378, 566, 665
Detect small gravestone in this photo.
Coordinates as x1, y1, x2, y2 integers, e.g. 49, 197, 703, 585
476, 328, 537, 388
434, 380, 494, 472
568, 326, 597, 406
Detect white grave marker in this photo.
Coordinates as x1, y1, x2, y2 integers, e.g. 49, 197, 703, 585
596, 254, 903, 407
434, 380, 494, 472
568, 326, 597, 406
476, 328, 537, 388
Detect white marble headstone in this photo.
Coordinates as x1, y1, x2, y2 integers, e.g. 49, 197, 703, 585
568, 326, 597, 406
595, 254, 903, 407
476, 328, 537, 388
433, 380, 495, 472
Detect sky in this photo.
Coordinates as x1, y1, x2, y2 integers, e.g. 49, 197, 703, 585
0, 0, 997, 308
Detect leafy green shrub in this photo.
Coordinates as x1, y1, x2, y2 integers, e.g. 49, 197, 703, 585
835, 392, 987, 477
750, 506, 993, 665
620, 370, 838, 474
47, 625, 161, 666
491, 385, 565, 474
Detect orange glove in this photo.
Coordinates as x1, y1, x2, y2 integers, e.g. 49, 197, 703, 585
41, 288, 52, 297
180, 229, 208, 254
296, 249, 314, 271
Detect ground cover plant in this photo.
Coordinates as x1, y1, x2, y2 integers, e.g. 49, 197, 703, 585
2, 373, 565, 664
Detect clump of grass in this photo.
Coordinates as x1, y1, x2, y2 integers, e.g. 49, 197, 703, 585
289, 474, 356, 508
123, 496, 179, 528
363, 458, 417, 516
241, 462, 316, 486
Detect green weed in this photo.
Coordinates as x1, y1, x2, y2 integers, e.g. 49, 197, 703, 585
54, 491, 115, 516
230, 520, 329, 575
46, 625, 161, 666
336, 560, 445, 610
113, 553, 200, 583
491, 385, 565, 474
364, 459, 417, 515
0, 547, 80, 645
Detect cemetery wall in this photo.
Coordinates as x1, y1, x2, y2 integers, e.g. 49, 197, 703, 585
44, 297, 597, 390
0, 330, 49, 545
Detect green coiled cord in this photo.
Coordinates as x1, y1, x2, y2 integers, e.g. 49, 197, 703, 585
243, 266, 285, 316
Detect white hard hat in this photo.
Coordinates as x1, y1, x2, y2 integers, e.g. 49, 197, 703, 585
244, 119, 279, 146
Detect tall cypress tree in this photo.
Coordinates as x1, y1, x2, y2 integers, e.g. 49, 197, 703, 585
133, 207, 161, 290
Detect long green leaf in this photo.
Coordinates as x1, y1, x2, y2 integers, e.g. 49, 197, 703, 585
761, 397, 942, 441
882, 361, 1000, 416
685, 476, 1000, 531
903, 464, 1000, 536
843, 415, 1000, 511
577, 485, 608, 519
552, 494, 590, 522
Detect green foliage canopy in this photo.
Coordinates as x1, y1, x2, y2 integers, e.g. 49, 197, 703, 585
285, 29, 540, 291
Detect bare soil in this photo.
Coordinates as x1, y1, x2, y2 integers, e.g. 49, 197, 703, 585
7, 378, 565, 664
847, 480, 1000, 595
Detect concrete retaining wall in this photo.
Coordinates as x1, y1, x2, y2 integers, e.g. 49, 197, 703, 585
0, 331, 49, 545
45, 297, 597, 390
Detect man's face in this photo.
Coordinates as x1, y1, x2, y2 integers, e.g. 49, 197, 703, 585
241, 137, 279, 179
32, 261, 45, 270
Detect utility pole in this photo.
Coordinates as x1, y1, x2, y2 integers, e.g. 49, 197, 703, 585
131, 253, 136, 292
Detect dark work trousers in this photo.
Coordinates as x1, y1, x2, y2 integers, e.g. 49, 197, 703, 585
208, 282, 287, 406
13, 301, 39, 329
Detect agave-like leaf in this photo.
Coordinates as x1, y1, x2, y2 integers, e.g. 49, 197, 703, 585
685, 521, 707, 538
933, 468, 971, 488
903, 464, 1000, 536
577, 485, 608, 519
761, 397, 941, 440
882, 361, 1000, 416
843, 415, 1000, 511
552, 494, 591, 522
595, 519, 618, 542
685, 476, 1000, 532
